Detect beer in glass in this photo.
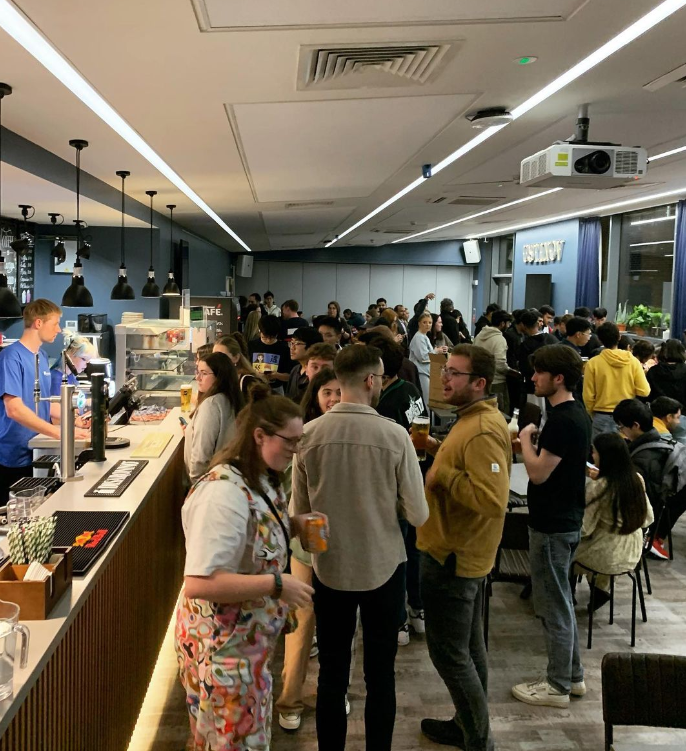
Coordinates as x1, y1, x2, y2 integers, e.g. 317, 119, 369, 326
180, 384, 193, 412
412, 416, 430, 461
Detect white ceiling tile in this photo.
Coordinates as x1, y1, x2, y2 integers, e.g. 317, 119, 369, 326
262, 207, 354, 235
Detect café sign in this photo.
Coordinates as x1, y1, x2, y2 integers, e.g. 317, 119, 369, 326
523, 240, 565, 264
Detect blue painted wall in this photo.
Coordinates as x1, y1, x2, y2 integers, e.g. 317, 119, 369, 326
512, 219, 580, 313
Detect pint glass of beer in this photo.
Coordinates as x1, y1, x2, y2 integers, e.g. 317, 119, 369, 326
180, 384, 193, 412
412, 416, 430, 461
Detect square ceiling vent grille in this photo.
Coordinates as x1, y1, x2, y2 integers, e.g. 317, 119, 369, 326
298, 41, 461, 90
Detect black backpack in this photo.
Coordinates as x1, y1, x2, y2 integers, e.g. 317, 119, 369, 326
631, 436, 686, 498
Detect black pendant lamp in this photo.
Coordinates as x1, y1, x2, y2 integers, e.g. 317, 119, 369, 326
162, 203, 180, 296
141, 189, 160, 298
9, 204, 34, 255
62, 139, 93, 308
48, 213, 66, 264
0, 83, 22, 318
111, 170, 135, 300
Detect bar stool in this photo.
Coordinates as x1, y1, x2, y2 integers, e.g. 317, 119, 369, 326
575, 562, 647, 649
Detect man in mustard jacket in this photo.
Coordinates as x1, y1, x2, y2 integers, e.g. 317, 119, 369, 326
417, 344, 511, 751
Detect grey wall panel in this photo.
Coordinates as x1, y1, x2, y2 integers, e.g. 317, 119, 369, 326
335, 264, 370, 315
302, 263, 338, 319
235, 261, 269, 300
403, 266, 438, 314
268, 262, 303, 312
436, 267, 473, 322
370, 265, 404, 309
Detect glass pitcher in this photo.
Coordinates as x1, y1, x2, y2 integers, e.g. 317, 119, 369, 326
7, 487, 46, 523
0, 600, 30, 701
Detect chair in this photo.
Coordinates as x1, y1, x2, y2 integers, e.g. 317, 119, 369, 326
602, 652, 686, 750
575, 562, 647, 649
484, 511, 530, 649
641, 505, 674, 597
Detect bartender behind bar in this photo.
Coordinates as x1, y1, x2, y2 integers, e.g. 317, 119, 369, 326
0, 299, 89, 503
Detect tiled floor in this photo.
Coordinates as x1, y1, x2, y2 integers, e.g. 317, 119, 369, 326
128, 520, 686, 750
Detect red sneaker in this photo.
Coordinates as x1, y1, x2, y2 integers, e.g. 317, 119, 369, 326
650, 538, 669, 560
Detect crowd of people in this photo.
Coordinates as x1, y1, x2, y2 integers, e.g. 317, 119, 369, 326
175, 291, 686, 751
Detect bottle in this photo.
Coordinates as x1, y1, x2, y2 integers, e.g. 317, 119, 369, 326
508, 408, 520, 439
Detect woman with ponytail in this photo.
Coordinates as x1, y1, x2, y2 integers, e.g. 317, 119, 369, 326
175, 384, 325, 750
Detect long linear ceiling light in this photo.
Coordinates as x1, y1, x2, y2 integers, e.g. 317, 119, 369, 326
0, 0, 252, 252
325, 0, 686, 248
468, 185, 686, 239
392, 187, 563, 244
648, 144, 686, 162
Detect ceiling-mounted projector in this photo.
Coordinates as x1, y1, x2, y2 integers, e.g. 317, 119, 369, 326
520, 143, 647, 189
519, 104, 647, 189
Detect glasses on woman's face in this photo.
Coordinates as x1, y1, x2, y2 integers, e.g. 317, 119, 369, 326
273, 432, 302, 451
195, 368, 213, 379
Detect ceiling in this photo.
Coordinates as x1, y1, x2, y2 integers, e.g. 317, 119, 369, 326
0, 0, 686, 251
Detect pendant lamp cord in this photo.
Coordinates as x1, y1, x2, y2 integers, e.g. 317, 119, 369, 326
75, 145, 81, 250
169, 205, 174, 268
149, 193, 154, 267
120, 173, 125, 265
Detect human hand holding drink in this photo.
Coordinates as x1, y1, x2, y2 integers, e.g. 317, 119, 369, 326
411, 416, 430, 461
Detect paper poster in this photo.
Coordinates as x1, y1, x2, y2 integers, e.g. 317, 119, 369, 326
252, 352, 279, 374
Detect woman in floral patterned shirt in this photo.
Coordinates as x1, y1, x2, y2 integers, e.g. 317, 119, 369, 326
175, 384, 321, 750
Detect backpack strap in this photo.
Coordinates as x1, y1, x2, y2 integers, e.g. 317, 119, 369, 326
630, 439, 675, 456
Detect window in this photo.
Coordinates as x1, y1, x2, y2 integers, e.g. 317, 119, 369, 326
617, 204, 676, 314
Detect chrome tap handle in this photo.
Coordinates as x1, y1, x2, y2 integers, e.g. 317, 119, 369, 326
33, 352, 41, 414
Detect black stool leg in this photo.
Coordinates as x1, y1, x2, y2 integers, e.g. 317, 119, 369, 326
635, 565, 647, 623
588, 574, 597, 649
629, 572, 637, 647
643, 552, 652, 595
609, 576, 615, 625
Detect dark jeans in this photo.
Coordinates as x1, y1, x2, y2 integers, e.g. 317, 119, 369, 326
398, 520, 423, 627
0, 464, 32, 505
313, 564, 405, 751
529, 527, 583, 694
420, 553, 494, 751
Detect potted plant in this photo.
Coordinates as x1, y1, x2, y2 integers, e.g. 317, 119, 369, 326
627, 304, 653, 336
661, 312, 671, 338
615, 300, 629, 332
649, 308, 663, 338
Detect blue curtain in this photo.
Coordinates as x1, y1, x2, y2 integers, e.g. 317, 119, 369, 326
575, 217, 601, 310
672, 200, 686, 341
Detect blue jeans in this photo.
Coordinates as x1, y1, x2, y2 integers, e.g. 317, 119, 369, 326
398, 520, 423, 627
528, 528, 584, 694
592, 412, 618, 439
420, 553, 494, 751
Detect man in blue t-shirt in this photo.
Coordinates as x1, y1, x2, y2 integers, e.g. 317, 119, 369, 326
0, 299, 87, 502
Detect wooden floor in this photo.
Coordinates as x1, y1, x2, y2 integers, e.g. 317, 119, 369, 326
128, 519, 686, 751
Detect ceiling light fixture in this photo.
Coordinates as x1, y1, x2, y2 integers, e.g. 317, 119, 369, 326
9, 203, 34, 255
162, 204, 180, 296
630, 214, 676, 225
111, 170, 135, 300
62, 139, 93, 308
515, 56, 538, 65
0, 83, 21, 318
48, 212, 66, 264
0, 0, 252, 253
141, 190, 160, 298
325, 0, 686, 247
469, 184, 686, 239
647, 144, 686, 162
392, 188, 563, 244
628, 240, 674, 247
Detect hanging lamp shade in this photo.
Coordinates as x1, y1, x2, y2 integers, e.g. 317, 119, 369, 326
142, 189, 160, 298
62, 258, 94, 307
62, 139, 93, 307
111, 170, 135, 300
163, 203, 180, 296
0, 83, 22, 317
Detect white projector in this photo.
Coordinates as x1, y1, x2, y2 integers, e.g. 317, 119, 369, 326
520, 143, 648, 189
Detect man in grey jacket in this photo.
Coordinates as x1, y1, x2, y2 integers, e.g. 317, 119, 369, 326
292, 344, 428, 751
474, 310, 514, 414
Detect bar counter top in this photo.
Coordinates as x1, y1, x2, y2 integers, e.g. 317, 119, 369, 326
0, 408, 187, 748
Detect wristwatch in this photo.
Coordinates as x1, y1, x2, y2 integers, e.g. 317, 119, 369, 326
272, 571, 283, 599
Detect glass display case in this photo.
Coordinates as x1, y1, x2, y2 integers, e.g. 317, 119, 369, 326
115, 319, 195, 403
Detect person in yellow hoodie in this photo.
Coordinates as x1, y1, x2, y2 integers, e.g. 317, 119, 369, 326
416, 344, 511, 750
583, 321, 650, 438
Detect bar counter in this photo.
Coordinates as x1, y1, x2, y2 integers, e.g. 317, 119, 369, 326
0, 409, 187, 751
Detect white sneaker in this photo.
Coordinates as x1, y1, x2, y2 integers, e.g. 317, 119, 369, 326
397, 623, 410, 646
512, 678, 570, 708
278, 712, 301, 731
345, 695, 351, 716
409, 608, 425, 634
571, 680, 586, 697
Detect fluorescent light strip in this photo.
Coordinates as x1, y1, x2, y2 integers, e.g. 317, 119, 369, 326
326, 0, 686, 247
469, 185, 686, 239
629, 240, 674, 247
0, 0, 252, 252
648, 144, 686, 162
392, 188, 563, 244
631, 215, 676, 225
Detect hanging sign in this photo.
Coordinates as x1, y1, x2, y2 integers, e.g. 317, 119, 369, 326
523, 240, 565, 264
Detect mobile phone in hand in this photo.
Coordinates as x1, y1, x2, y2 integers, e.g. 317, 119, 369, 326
179, 416, 188, 426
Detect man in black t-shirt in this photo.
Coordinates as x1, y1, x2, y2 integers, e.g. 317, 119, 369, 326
279, 299, 309, 341
511, 345, 591, 709
249, 315, 292, 392
285, 328, 323, 402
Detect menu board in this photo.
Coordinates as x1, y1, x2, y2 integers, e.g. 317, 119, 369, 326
0, 219, 35, 306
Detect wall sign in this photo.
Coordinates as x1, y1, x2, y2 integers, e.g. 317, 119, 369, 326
523, 240, 565, 264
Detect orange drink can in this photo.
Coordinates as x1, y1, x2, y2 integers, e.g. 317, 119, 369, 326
305, 514, 328, 553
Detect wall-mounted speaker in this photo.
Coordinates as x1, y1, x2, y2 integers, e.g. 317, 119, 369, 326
462, 239, 481, 264
236, 255, 254, 277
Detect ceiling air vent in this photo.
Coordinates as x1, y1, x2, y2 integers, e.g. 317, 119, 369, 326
370, 228, 417, 235
284, 200, 334, 209
427, 196, 502, 206
298, 41, 460, 90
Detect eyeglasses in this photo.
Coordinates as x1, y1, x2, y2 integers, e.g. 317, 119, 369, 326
273, 433, 302, 450
366, 371, 384, 381
289, 340, 305, 347
441, 367, 481, 379
195, 369, 213, 378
